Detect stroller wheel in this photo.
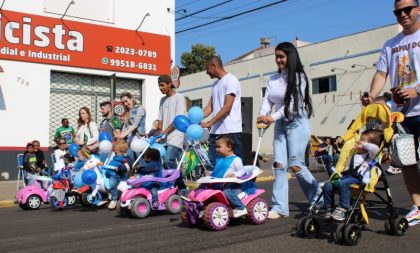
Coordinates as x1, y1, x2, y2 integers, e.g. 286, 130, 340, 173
343, 224, 361, 246
385, 216, 409, 236
303, 217, 320, 238
352, 211, 366, 229
296, 217, 307, 237
334, 223, 345, 243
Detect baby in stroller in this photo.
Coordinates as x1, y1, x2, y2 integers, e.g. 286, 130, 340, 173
323, 129, 383, 221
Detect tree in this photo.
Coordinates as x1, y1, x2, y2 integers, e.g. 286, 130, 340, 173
180, 43, 217, 76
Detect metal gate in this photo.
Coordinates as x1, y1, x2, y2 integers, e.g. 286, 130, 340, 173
49, 71, 142, 147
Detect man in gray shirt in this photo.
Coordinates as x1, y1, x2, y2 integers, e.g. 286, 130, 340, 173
156, 75, 187, 196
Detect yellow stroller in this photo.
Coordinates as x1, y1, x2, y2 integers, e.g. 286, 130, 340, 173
296, 104, 409, 246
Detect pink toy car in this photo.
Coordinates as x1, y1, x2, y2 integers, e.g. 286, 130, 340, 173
180, 165, 268, 231
15, 175, 52, 210
117, 169, 182, 218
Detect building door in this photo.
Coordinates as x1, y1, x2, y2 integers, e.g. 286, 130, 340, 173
49, 71, 142, 147
241, 97, 253, 165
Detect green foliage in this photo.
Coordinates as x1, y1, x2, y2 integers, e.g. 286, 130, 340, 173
180, 43, 217, 75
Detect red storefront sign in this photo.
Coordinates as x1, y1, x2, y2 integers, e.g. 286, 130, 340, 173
0, 10, 171, 75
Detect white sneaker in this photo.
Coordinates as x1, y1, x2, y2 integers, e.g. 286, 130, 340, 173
233, 208, 247, 218
386, 166, 400, 175
406, 205, 420, 226
108, 200, 117, 209
97, 200, 108, 206
267, 210, 288, 219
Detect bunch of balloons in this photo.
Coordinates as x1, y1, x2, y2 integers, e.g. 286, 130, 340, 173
173, 106, 209, 142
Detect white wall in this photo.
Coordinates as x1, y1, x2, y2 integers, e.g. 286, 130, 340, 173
0, 0, 175, 148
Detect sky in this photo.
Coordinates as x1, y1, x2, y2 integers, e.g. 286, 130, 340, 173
174, 0, 397, 66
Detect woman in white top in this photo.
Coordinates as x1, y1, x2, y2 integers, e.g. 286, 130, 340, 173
75, 106, 99, 152
257, 42, 321, 219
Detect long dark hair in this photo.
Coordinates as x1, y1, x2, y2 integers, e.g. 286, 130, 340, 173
275, 42, 312, 119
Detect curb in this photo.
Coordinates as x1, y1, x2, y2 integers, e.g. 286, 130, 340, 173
0, 200, 15, 208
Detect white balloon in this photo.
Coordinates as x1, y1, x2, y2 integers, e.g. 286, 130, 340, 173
99, 140, 113, 153
131, 137, 148, 153
199, 128, 210, 142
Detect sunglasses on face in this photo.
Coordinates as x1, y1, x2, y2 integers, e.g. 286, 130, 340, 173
393, 5, 418, 16
59, 142, 66, 145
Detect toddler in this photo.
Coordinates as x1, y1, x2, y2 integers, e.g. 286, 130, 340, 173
211, 135, 247, 217
138, 148, 163, 209
323, 129, 383, 221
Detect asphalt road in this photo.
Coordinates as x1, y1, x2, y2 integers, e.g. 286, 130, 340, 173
0, 172, 418, 253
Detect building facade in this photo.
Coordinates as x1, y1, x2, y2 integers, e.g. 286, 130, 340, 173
0, 0, 175, 180
179, 24, 400, 154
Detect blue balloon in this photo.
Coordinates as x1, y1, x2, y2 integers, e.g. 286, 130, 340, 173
82, 170, 97, 185
173, 115, 191, 133
68, 143, 80, 158
186, 124, 204, 141
150, 143, 167, 158
99, 132, 112, 142
73, 172, 85, 188
188, 106, 204, 124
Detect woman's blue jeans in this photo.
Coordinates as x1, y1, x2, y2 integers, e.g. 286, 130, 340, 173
271, 115, 322, 216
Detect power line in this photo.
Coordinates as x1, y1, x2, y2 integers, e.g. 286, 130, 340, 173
176, 0, 234, 21
176, 0, 289, 34
176, 0, 269, 30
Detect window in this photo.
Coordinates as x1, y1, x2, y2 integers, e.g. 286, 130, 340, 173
312, 76, 337, 94
191, 99, 202, 108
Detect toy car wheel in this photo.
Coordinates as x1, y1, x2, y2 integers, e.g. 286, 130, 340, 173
81, 192, 95, 208
25, 194, 41, 210
180, 205, 193, 226
130, 197, 150, 219
166, 195, 182, 214
392, 216, 409, 236
116, 200, 131, 217
334, 223, 345, 243
343, 224, 361, 246
246, 198, 268, 224
296, 217, 307, 238
66, 193, 77, 206
303, 217, 320, 238
19, 203, 28, 210
203, 202, 230, 231
49, 196, 66, 211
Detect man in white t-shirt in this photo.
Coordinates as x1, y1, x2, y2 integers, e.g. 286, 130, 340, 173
201, 56, 243, 168
156, 75, 187, 195
362, 0, 420, 226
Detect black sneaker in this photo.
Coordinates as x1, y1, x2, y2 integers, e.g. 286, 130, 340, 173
152, 201, 159, 209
